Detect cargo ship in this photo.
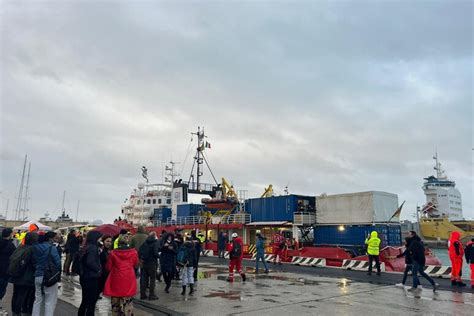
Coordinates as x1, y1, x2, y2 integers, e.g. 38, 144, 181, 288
118, 127, 442, 271
418, 153, 473, 241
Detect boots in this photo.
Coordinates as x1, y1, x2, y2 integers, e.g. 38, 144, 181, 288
451, 280, 457, 286
189, 284, 194, 295
181, 286, 186, 296
241, 273, 246, 282
457, 281, 467, 287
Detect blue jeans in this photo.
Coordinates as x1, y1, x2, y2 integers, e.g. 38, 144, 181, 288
0, 276, 9, 300
255, 253, 268, 272
412, 261, 435, 288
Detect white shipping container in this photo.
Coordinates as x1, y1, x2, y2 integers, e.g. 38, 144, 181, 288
316, 191, 399, 224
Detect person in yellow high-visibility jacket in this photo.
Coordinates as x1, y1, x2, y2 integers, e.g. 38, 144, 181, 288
365, 231, 381, 275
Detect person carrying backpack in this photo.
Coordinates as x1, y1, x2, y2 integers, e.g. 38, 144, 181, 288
32, 231, 61, 316
178, 237, 197, 296
78, 231, 103, 316
139, 232, 160, 300
227, 233, 246, 283
0, 228, 16, 312
9, 232, 38, 316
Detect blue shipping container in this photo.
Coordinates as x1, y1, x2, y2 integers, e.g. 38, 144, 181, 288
153, 207, 172, 222
177, 204, 204, 217
313, 224, 402, 248
245, 195, 316, 222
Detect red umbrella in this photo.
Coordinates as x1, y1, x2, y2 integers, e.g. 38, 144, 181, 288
92, 224, 122, 237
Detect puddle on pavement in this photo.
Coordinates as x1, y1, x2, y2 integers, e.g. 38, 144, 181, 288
204, 290, 243, 300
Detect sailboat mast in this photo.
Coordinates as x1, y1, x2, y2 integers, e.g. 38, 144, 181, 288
75, 200, 80, 222
23, 162, 31, 220
15, 154, 27, 220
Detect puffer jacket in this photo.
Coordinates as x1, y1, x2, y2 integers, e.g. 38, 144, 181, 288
0, 238, 16, 277
104, 247, 139, 297
33, 241, 61, 277
79, 231, 102, 279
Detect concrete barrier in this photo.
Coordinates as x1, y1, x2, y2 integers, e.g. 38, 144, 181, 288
342, 259, 386, 272
202, 250, 214, 257
291, 257, 326, 267
424, 265, 452, 278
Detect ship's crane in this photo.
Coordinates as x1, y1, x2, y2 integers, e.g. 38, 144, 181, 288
261, 185, 274, 198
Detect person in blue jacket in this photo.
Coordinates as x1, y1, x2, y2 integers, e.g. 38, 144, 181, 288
32, 231, 61, 316
255, 231, 269, 274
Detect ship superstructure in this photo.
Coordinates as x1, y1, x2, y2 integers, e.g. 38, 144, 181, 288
422, 153, 463, 220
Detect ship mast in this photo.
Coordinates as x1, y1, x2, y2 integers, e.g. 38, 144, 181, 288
61, 190, 66, 216
433, 151, 445, 179
188, 126, 218, 191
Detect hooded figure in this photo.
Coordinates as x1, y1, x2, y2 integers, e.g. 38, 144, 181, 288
365, 231, 381, 275
160, 233, 177, 293
449, 231, 466, 286
78, 230, 103, 316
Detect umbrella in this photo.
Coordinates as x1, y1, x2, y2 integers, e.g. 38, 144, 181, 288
92, 224, 122, 237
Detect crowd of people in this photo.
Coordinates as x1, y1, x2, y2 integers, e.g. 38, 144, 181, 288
0, 224, 473, 316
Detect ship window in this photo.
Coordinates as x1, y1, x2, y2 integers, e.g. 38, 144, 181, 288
158, 199, 162, 204
147, 199, 151, 204
166, 199, 171, 204
153, 199, 157, 204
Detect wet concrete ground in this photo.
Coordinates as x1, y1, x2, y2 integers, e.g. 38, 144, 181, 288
139, 258, 473, 316
3, 257, 470, 315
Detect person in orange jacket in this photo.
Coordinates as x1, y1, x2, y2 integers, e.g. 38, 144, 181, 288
448, 231, 466, 287
464, 238, 474, 289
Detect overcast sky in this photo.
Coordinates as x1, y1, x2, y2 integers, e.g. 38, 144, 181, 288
1, 1, 472, 223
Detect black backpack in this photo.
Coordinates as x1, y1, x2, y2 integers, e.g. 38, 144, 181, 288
8, 246, 30, 277
231, 240, 242, 258
43, 245, 61, 287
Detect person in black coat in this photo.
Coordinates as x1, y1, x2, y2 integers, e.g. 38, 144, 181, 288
160, 233, 177, 293
64, 230, 80, 275
97, 235, 113, 299
407, 237, 439, 292
395, 232, 421, 287
78, 230, 102, 316
180, 237, 197, 296
10, 232, 38, 316
0, 228, 16, 303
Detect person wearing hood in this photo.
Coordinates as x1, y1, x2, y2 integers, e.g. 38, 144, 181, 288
464, 237, 474, 289
365, 231, 381, 276
227, 233, 246, 283
160, 233, 177, 293
255, 231, 269, 274
0, 228, 15, 307
9, 232, 38, 316
408, 235, 439, 292
104, 234, 139, 316
449, 231, 466, 287
78, 230, 102, 316
395, 231, 421, 287
139, 232, 160, 300
179, 236, 197, 296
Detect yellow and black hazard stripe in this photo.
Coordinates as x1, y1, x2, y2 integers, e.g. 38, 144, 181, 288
247, 244, 256, 254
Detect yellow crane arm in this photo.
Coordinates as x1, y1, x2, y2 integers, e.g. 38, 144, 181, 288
261, 184, 274, 198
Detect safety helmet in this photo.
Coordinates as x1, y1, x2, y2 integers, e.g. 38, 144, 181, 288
231, 233, 238, 238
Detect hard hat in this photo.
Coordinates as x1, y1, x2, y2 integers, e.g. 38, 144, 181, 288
256, 230, 261, 235
231, 233, 238, 238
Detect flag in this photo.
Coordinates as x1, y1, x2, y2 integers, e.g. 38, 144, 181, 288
205, 141, 211, 149
389, 200, 405, 221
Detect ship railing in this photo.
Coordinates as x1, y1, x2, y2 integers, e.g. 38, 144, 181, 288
294, 212, 316, 226
219, 213, 251, 224
166, 216, 207, 226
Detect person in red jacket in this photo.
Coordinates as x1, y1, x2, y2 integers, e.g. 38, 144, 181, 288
464, 238, 474, 289
104, 235, 139, 316
449, 231, 466, 287
226, 233, 246, 283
